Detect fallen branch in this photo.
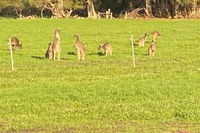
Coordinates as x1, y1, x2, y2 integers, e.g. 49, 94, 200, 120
126, 8, 148, 19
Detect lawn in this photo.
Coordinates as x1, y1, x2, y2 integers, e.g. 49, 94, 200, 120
0, 18, 200, 132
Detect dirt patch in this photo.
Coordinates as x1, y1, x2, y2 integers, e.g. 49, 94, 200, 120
172, 131, 191, 133
6, 121, 199, 133
54, 127, 77, 133
77, 121, 200, 132
139, 122, 200, 133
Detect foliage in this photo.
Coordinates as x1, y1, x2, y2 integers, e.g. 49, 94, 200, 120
0, 0, 199, 11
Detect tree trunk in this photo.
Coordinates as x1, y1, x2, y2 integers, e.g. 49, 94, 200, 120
86, 0, 97, 18
169, 0, 176, 18
146, 0, 152, 16
57, 0, 63, 11
193, 0, 197, 14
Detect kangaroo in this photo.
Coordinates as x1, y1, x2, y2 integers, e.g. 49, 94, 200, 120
45, 43, 53, 59
9, 37, 22, 50
148, 40, 156, 56
151, 31, 162, 41
51, 28, 61, 60
98, 43, 112, 56
74, 34, 86, 60
138, 33, 148, 47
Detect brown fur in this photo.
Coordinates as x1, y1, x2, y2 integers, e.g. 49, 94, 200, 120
138, 33, 148, 47
10, 37, 22, 50
45, 43, 53, 59
98, 43, 112, 56
51, 29, 61, 60
151, 31, 162, 41
74, 34, 86, 60
148, 40, 156, 56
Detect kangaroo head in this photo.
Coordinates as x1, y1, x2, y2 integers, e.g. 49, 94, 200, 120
74, 34, 80, 43
158, 33, 162, 37
144, 33, 149, 37
98, 45, 102, 51
74, 34, 79, 38
151, 40, 156, 45
55, 28, 60, 33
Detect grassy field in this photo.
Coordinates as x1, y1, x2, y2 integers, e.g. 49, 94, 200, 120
0, 18, 200, 132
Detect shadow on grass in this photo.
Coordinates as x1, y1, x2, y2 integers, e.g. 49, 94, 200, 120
68, 51, 104, 56
142, 53, 149, 56
0, 49, 9, 51
31, 56, 69, 61
88, 52, 104, 56
31, 56, 45, 60
128, 42, 138, 47
60, 58, 70, 60
67, 52, 76, 55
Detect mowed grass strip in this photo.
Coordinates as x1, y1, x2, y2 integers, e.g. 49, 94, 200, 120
0, 19, 200, 132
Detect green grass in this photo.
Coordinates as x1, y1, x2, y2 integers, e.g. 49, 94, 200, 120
0, 18, 200, 132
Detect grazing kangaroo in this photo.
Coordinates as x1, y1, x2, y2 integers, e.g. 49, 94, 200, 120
138, 33, 148, 47
98, 43, 112, 56
9, 37, 22, 50
51, 28, 61, 60
45, 43, 53, 59
74, 34, 86, 60
151, 31, 162, 41
148, 40, 156, 56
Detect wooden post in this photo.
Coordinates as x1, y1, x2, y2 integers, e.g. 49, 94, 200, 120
125, 11, 128, 19
131, 35, 136, 68
9, 38, 15, 71
106, 9, 109, 19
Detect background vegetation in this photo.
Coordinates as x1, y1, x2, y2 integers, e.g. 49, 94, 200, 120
0, 18, 200, 132
0, 0, 200, 18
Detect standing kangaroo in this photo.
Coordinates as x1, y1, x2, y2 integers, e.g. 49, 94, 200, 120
151, 31, 162, 41
45, 43, 53, 59
148, 40, 156, 56
9, 37, 22, 50
98, 43, 112, 56
74, 34, 86, 60
51, 29, 61, 60
138, 33, 148, 47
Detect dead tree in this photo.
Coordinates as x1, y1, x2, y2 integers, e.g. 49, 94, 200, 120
41, 0, 72, 18
146, 0, 152, 16
126, 8, 148, 19
85, 0, 97, 18
15, 8, 24, 19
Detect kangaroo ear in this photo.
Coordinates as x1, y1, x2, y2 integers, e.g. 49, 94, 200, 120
98, 45, 101, 50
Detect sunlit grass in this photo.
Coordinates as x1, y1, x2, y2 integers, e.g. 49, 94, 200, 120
0, 18, 200, 132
